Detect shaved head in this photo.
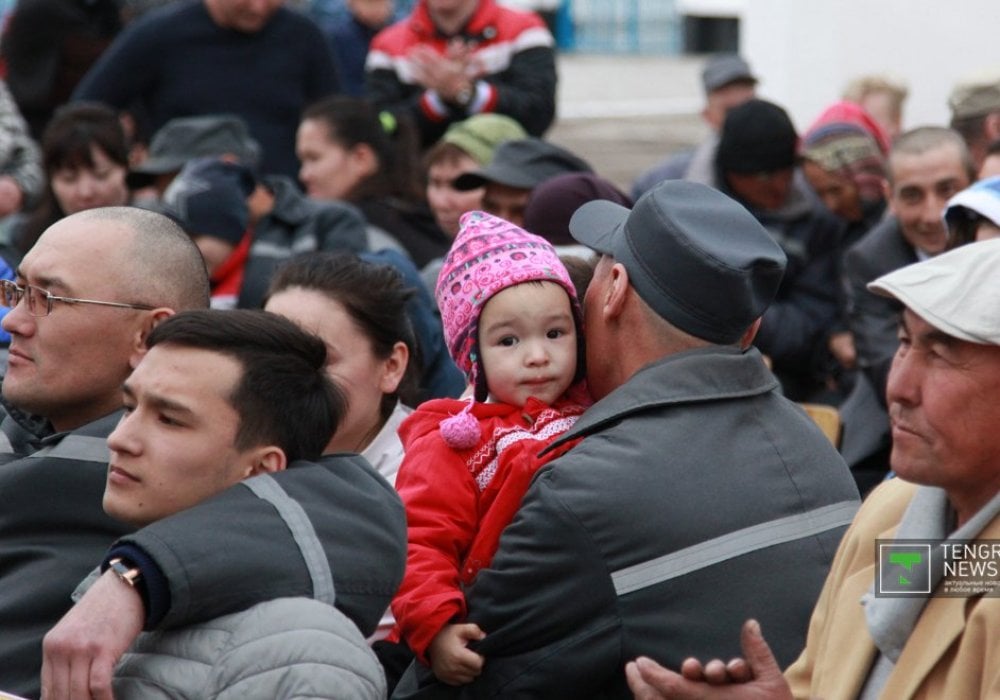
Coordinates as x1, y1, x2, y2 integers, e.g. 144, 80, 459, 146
71, 207, 210, 311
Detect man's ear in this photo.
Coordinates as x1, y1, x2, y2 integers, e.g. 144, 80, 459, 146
128, 308, 175, 369
739, 317, 763, 348
602, 262, 629, 321
246, 446, 287, 477
883, 178, 895, 215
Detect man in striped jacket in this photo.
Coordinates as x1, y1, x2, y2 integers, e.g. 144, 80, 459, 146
365, 0, 556, 147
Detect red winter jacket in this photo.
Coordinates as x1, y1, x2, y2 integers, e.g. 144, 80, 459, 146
390, 393, 587, 662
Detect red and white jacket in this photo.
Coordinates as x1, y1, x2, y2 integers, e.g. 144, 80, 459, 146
390, 390, 588, 662
365, 0, 556, 146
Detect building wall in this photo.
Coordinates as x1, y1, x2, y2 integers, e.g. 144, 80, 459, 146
741, 0, 1000, 132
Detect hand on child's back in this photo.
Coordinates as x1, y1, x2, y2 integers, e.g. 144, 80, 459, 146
429, 622, 487, 686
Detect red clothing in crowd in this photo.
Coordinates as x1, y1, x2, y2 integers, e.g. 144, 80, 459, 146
390, 391, 588, 662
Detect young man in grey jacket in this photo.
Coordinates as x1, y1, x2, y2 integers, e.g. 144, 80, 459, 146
60, 309, 386, 698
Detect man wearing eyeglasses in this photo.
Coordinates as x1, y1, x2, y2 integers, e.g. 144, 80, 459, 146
0, 206, 405, 699
0, 206, 207, 696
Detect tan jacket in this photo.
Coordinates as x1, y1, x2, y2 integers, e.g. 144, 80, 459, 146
785, 478, 1000, 699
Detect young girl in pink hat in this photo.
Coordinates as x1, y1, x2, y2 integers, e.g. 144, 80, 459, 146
390, 210, 591, 686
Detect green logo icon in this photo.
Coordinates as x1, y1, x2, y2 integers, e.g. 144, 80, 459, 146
890, 552, 922, 585
878, 542, 931, 595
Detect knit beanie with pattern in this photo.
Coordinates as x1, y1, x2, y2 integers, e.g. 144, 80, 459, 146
435, 210, 581, 400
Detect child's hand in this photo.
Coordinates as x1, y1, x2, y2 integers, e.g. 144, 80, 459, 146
428, 622, 486, 685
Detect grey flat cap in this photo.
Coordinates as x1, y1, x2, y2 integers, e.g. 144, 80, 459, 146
569, 180, 786, 344
948, 69, 1000, 121
702, 54, 757, 93
127, 114, 261, 189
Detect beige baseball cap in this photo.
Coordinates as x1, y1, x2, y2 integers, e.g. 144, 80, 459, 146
948, 69, 1000, 121
868, 237, 1000, 344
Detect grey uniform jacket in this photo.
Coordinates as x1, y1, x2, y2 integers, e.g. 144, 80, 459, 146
118, 454, 408, 637
0, 409, 126, 697
394, 346, 860, 699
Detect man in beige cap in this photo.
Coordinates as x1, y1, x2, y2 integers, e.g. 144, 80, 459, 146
949, 69, 1000, 169
626, 237, 1000, 700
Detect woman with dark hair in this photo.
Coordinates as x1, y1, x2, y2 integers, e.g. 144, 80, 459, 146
266, 250, 452, 672
296, 95, 450, 268
15, 101, 130, 256
264, 251, 420, 485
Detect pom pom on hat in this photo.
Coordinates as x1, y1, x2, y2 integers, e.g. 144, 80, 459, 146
440, 399, 481, 449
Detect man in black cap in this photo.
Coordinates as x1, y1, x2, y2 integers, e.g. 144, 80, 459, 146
451, 136, 590, 226
392, 180, 859, 698
708, 98, 844, 403
625, 238, 1000, 700
631, 53, 758, 199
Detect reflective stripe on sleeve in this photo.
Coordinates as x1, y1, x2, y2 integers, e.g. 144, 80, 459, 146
612, 500, 859, 596
242, 474, 337, 605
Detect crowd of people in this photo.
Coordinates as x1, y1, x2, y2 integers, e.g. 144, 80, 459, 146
0, 0, 998, 697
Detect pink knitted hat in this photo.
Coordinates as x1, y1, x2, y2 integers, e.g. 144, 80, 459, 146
805, 100, 891, 155
435, 211, 581, 395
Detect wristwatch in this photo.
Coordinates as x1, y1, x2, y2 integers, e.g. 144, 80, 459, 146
108, 557, 142, 589
454, 82, 475, 109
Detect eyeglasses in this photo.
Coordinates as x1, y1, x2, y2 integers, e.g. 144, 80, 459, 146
0, 280, 155, 318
